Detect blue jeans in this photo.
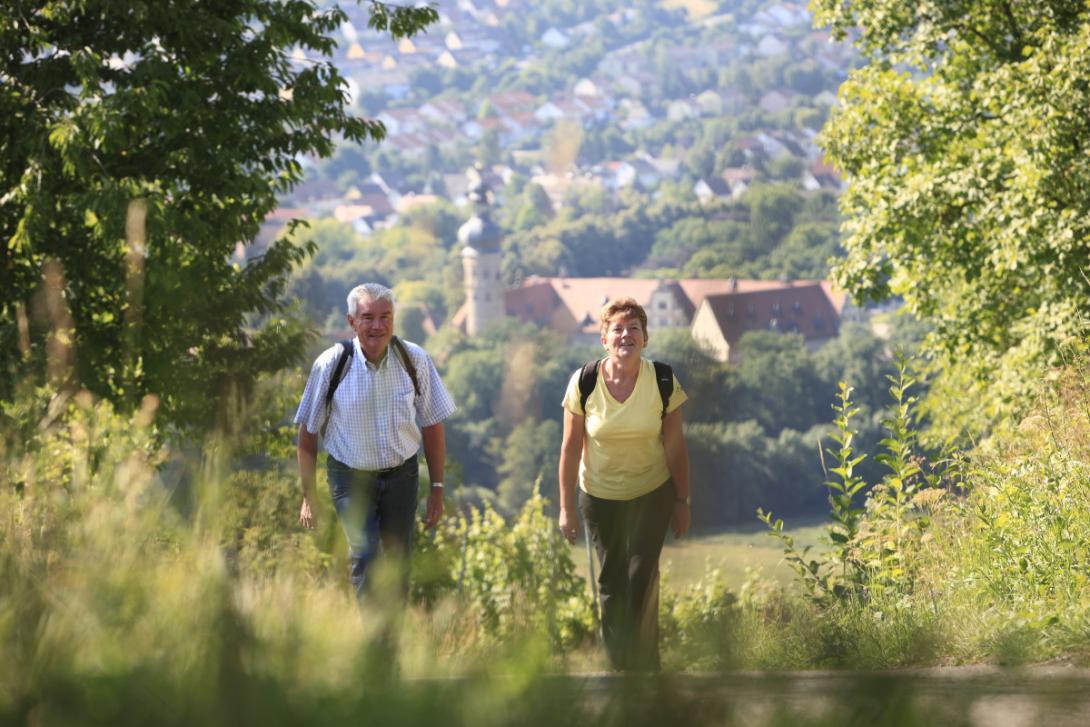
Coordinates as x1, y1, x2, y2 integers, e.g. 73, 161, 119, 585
326, 454, 419, 600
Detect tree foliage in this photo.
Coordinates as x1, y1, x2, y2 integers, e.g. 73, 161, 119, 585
814, 0, 1090, 433
0, 0, 437, 429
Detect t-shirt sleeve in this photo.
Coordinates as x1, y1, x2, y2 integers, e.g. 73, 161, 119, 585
665, 373, 688, 414
561, 369, 583, 415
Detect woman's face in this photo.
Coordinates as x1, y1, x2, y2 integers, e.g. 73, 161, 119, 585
602, 315, 646, 361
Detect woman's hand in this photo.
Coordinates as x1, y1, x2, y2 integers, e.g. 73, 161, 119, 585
558, 507, 581, 544
671, 500, 690, 539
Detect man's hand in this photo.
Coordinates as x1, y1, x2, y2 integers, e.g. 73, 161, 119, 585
671, 501, 690, 539
424, 487, 444, 529
299, 495, 314, 529
558, 507, 580, 544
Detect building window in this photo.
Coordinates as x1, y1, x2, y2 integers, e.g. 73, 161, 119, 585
657, 300, 668, 310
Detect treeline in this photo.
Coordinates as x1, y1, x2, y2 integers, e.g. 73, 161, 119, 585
502, 181, 839, 281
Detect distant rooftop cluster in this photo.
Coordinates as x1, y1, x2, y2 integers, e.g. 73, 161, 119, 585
259, 0, 853, 243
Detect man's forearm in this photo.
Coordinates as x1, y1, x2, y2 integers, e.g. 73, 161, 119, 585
421, 422, 445, 484
298, 426, 319, 498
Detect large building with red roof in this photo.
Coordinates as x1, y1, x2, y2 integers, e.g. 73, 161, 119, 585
450, 274, 851, 361
451, 168, 852, 361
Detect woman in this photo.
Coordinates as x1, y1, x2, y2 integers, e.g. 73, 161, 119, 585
558, 297, 691, 672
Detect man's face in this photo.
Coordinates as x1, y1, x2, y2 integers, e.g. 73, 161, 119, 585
348, 296, 395, 361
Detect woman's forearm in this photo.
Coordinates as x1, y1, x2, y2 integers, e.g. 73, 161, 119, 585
662, 409, 689, 498
558, 410, 584, 511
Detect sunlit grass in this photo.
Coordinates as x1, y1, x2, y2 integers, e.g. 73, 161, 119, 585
662, 521, 827, 588
569, 520, 826, 591
8, 351, 1090, 724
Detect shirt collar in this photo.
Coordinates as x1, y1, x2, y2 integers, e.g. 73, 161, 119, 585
353, 337, 389, 370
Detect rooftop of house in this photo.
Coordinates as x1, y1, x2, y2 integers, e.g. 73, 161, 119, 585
701, 281, 846, 343
450, 276, 828, 335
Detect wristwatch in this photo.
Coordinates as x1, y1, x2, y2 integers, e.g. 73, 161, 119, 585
431, 481, 445, 490
676, 495, 691, 506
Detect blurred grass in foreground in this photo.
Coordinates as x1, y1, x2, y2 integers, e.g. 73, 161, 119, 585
7, 350, 1090, 724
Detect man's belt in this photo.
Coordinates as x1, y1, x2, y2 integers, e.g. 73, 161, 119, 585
328, 455, 415, 476
376, 458, 414, 475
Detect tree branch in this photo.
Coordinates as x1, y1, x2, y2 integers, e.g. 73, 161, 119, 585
998, 0, 1025, 54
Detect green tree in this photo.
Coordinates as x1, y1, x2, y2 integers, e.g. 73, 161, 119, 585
476, 128, 502, 168
814, 0, 1090, 434
645, 328, 736, 424
733, 331, 824, 434
747, 184, 804, 255
764, 222, 841, 279
813, 322, 895, 414
495, 419, 561, 514
512, 183, 555, 231
0, 0, 437, 429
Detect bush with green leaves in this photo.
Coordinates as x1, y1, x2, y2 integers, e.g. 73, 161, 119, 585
413, 484, 594, 652
760, 355, 955, 606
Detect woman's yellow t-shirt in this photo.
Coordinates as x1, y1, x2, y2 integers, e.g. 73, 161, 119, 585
562, 357, 687, 501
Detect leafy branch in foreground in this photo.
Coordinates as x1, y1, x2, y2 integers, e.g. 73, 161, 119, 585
0, 0, 438, 431
761, 355, 947, 605
813, 1, 1090, 437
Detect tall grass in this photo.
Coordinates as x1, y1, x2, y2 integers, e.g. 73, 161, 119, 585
0, 379, 613, 723
5, 339, 1090, 723
744, 350, 1090, 669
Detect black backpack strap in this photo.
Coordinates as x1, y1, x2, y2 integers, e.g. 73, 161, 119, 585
652, 360, 674, 419
391, 335, 420, 397
577, 359, 601, 415
321, 338, 355, 436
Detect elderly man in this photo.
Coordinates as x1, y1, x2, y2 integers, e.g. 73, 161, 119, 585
294, 283, 456, 599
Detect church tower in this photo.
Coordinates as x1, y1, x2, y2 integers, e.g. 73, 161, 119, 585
458, 168, 504, 336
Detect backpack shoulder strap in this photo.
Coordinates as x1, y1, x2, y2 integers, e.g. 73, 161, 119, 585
577, 359, 601, 415
321, 339, 355, 436
652, 360, 674, 419
391, 335, 421, 397
325, 339, 355, 409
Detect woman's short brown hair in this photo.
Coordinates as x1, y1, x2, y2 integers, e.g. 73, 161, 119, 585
600, 297, 648, 337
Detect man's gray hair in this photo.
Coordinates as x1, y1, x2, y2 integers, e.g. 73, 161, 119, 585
346, 283, 395, 314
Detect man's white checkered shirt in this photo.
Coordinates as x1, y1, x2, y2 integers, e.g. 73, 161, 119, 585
294, 337, 457, 470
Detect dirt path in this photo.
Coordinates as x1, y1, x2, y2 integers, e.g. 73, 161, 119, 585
527, 664, 1090, 726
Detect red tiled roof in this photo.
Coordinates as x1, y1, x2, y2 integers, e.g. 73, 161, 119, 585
520, 277, 795, 334
266, 207, 307, 221
702, 282, 842, 345
721, 167, 757, 183
449, 277, 844, 338
489, 89, 536, 115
